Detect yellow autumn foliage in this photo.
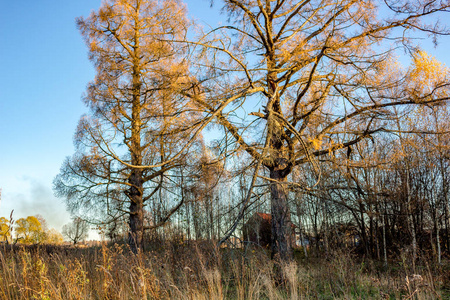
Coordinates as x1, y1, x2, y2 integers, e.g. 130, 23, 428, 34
408, 50, 449, 98
309, 137, 323, 150
0, 217, 11, 242
15, 216, 46, 244
46, 228, 65, 245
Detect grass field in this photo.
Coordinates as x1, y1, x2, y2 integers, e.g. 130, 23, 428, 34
1, 242, 449, 299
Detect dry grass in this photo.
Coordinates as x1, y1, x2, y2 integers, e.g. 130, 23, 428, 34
0, 242, 449, 299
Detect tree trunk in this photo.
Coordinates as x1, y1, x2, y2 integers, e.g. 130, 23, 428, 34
358, 203, 369, 256
296, 199, 308, 258
128, 170, 144, 253
406, 169, 417, 269
322, 198, 330, 257
266, 45, 294, 261
439, 157, 448, 259
445, 205, 449, 253
383, 214, 388, 268
270, 168, 293, 261
436, 207, 441, 264
128, 43, 143, 253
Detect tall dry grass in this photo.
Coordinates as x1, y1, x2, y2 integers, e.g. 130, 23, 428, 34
0, 242, 449, 299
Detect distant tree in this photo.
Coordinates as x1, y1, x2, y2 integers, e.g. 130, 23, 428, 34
15, 216, 46, 244
62, 217, 89, 244
46, 228, 65, 245
187, 145, 225, 240
0, 217, 11, 243
35, 214, 49, 233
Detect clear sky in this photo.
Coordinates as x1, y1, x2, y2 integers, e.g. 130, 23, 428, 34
0, 1, 449, 238
0, 0, 222, 237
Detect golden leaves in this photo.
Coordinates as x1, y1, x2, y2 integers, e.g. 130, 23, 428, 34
0, 217, 10, 241
408, 50, 449, 99
15, 216, 45, 244
410, 51, 444, 82
308, 137, 323, 150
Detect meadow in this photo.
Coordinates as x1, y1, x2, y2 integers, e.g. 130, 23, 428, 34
1, 242, 449, 299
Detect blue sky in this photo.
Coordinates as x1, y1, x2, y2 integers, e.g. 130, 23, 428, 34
0, 1, 449, 237
0, 0, 221, 237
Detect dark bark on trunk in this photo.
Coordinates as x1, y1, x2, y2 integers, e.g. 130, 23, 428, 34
383, 213, 388, 268
270, 167, 293, 261
128, 35, 143, 253
295, 199, 308, 258
369, 213, 374, 257
359, 204, 369, 256
266, 44, 294, 261
445, 207, 449, 253
128, 170, 144, 254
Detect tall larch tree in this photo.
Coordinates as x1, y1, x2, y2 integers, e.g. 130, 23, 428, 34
187, 0, 450, 261
54, 0, 195, 253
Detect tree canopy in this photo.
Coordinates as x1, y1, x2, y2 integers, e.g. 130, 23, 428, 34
54, 0, 201, 253
185, 0, 450, 260
15, 216, 46, 244
54, 0, 450, 260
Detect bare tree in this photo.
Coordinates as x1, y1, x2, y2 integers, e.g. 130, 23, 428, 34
62, 217, 89, 245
